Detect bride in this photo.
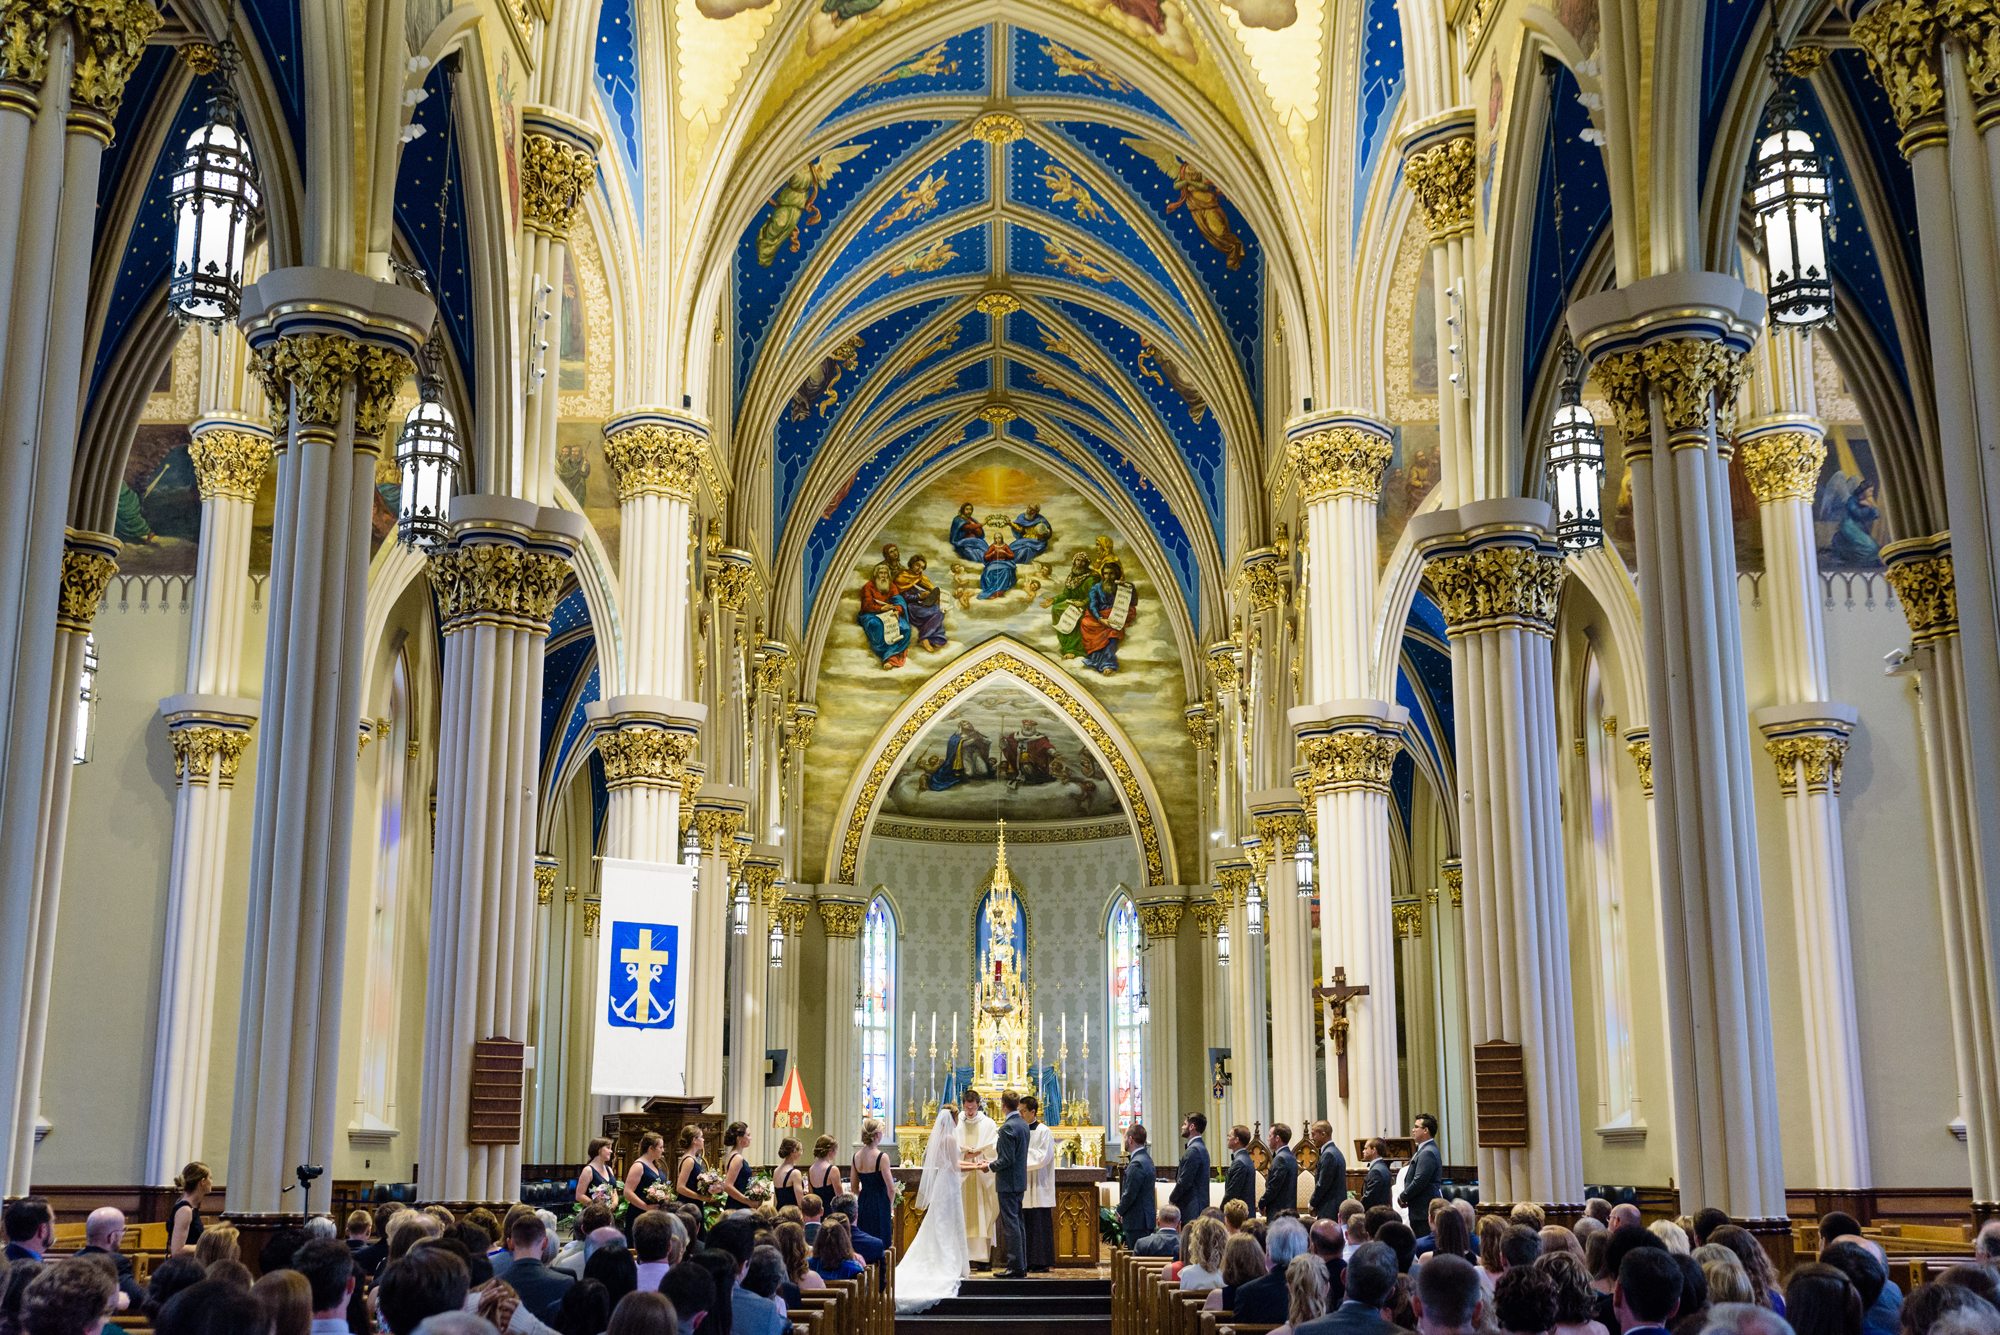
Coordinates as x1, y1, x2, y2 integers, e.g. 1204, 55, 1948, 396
894, 1104, 983, 1313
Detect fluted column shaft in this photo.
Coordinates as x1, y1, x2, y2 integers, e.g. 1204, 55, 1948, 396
728, 855, 779, 1158
0, 3, 156, 1197
1193, 901, 1227, 1127
819, 896, 866, 1152
227, 269, 433, 1214
1253, 801, 1316, 1131
1393, 899, 1438, 1121
149, 418, 271, 1183
1400, 115, 1480, 506
518, 110, 599, 507
1218, 856, 1267, 1133
1287, 412, 1405, 1148
1135, 897, 1183, 1161
1572, 273, 1783, 1218
1413, 503, 1583, 1202
1433, 864, 1475, 1166
418, 497, 582, 1202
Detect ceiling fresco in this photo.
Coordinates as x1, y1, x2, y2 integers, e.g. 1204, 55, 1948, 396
879, 680, 1125, 823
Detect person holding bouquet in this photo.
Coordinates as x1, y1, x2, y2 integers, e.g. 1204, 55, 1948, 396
577, 1138, 617, 1208
623, 1133, 669, 1228
807, 1136, 846, 1216
773, 1139, 807, 1212
721, 1122, 758, 1209
674, 1125, 719, 1235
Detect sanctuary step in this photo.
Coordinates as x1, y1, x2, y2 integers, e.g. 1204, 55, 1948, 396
898, 1277, 1112, 1335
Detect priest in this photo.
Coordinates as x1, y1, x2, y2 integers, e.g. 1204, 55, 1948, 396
959, 1088, 999, 1264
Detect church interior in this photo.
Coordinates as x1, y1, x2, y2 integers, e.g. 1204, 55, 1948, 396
6, 0, 2000, 1321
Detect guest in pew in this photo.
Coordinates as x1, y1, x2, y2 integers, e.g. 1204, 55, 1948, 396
1603, 1230, 1672, 1332
1133, 1205, 1182, 1259
636, 1212, 688, 1293
1613, 1248, 1682, 1335
1689, 1212, 1731, 1249
1, 1260, 44, 1332
295, 1238, 357, 1335
1180, 1218, 1229, 1293
169, 1163, 212, 1257
1667, 1253, 1710, 1335
1977, 1223, 2000, 1267
553, 1206, 616, 1280
825, 1197, 882, 1266
1495, 1264, 1559, 1335
206, 1260, 253, 1290
254, 1267, 314, 1335
1263, 1125, 1301, 1221
1309, 1123, 1347, 1224
1275, 1255, 1333, 1335
1820, 1241, 1895, 1335
798, 1196, 824, 1248
709, 1221, 783, 1335
354, 1204, 401, 1277
1206, 1232, 1272, 1312
1935, 1268, 2000, 1314
1308, 1219, 1349, 1303
1609, 1206, 1643, 1234
1227, 1203, 1254, 1237
1120, 1122, 1157, 1247
776, 1224, 821, 1293
4, 1200, 52, 1265
1899, 1284, 2000, 1335
1535, 1251, 1609, 1335
261, 1224, 311, 1276
146, 1255, 207, 1319
1499, 1229, 1542, 1273
1584, 1202, 1612, 1226
304, 1217, 338, 1244
347, 1212, 374, 1251
1783, 1265, 1861, 1335
554, 1278, 612, 1335
740, 1247, 789, 1335
1650, 1225, 1691, 1256
1295, 1240, 1404, 1335
1375, 1224, 1417, 1277
808, 1222, 864, 1283
1480, 1219, 1508, 1287
1708, 1229, 1782, 1318
74, 1209, 142, 1312
589, 1245, 641, 1309
504, 1214, 577, 1324
609, 1290, 680, 1335
19, 1256, 117, 1335
690, 1249, 737, 1335
659, 1261, 715, 1335
194, 1224, 240, 1270
1578, 1221, 1608, 1250
1544, 1229, 1585, 1261
1425, 1208, 1476, 1273
374, 1249, 471, 1335
1702, 1262, 1755, 1310
1235, 1218, 1308, 1322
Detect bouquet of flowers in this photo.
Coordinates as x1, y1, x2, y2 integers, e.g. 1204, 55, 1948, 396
696, 1172, 729, 1229
745, 1175, 775, 1205
587, 1180, 614, 1206
643, 1181, 674, 1207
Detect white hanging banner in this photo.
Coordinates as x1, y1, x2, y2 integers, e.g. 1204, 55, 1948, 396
591, 857, 695, 1097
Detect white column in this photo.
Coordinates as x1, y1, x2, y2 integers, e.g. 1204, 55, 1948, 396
1252, 799, 1316, 1131
1399, 113, 1480, 506
149, 417, 271, 1183
227, 269, 434, 1214
1572, 274, 1784, 1219
1393, 897, 1437, 1121
0, 10, 155, 1196
517, 109, 599, 507
1412, 502, 1583, 1203
819, 895, 867, 1153
418, 497, 585, 1203
1135, 895, 1184, 1163
1433, 862, 1474, 1166
728, 851, 780, 1158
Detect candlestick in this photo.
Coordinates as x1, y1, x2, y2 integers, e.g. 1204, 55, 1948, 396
931, 1011, 937, 1048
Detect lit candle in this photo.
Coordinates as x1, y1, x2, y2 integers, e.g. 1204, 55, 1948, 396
931, 1011, 937, 1047
952, 1011, 958, 1051
1062, 1011, 1066, 1049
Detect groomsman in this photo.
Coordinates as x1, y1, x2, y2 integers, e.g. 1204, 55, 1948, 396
1169, 1113, 1210, 1221
1360, 1139, 1394, 1211
1022, 1095, 1056, 1272
1222, 1125, 1256, 1215
1398, 1114, 1441, 1225
1119, 1123, 1156, 1245
992, 1090, 1031, 1279
1307, 1121, 1347, 1220
1260, 1124, 1299, 1218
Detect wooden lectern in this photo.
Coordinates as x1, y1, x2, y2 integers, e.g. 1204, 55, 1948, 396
602, 1095, 724, 1174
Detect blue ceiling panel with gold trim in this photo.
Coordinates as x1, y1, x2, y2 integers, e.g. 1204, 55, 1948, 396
818, 27, 993, 131
1002, 417, 1116, 505
1003, 359, 1126, 437
826, 222, 991, 333
1009, 28, 1185, 136
1003, 223, 1181, 349
1031, 415, 1200, 610
1001, 307, 1146, 436
870, 358, 992, 442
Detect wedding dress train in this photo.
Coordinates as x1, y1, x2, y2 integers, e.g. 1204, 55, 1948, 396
894, 1106, 972, 1313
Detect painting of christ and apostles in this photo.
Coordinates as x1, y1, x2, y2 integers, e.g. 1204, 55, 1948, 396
881, 682, 1124, 821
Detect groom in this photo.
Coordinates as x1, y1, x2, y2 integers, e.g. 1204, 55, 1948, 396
992, 1089, 1030, 1279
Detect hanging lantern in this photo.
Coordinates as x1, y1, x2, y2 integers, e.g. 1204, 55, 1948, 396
1135, 980, 1151, 1025
1245, 881, 1264, 937
1293, 830, 1315, 900
394, 330, 463, 552
851, 976, 868, 1026
681, 824, 702, 874
1546, 334, 1606, 551
1748, 52, 1835, 330
731, 875, 750, 935
169, 50, 260, 329
1216, 919, 1231, 968
768, 920, 785, 969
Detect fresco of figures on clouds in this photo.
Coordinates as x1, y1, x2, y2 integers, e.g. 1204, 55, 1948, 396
802, 448, 1193, 883
882, 681, 1125, 822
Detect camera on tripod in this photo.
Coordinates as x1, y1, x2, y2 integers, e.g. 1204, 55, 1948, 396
282, 1163, 325, 1195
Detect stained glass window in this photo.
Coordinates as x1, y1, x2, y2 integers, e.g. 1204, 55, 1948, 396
860, 897, 896, 1123
1108, 895, 1144, 1136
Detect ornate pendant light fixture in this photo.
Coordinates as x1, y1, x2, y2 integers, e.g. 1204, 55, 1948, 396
1245, 879, 1264, 937
1749, 45, 1835, 330
768, 920, 784, 969
1546, 334, 1606, 551
1215, 918, 1231, 968
1293, 829, 1315, 900
169, 38, 260, 328
393, 329, 463, 552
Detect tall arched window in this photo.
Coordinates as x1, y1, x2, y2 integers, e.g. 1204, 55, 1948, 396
1581, 651, 1640, 1129
1107, 895, 1145, 1135
859, 896, 896, 1123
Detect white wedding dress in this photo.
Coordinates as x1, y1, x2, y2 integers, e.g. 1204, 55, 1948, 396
895, 1106, 972, 1313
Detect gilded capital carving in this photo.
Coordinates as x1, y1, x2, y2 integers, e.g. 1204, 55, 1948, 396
1191, 900, 1226, 935
691, 804, 745, 853
747, 858, 783, 910
1251, 811, 1304, 854
1852, 0, 1948, 153
1287, 427, 1393, 503
1184, 703, 1214, 750
522, 132, 598, 238
1392, 902, 1424, 939
1943, 0, 2000, 114
354, 347, 414, 442
1739, 430, 1826, 503
583, 895, 601, 937
773, 902, 811, 935
1591, 349, 1653, 450
711, 549, 758, 610
785, 701, 818, 752
1627, 738, 1654, 795
1215, 861, 1254, 907
68, 0, 160, 123
603, 422, 706, 501
534, 859, 558, 906
1424, 545, 1567, 637
1206, 641, 1241, 692
0, 0, 58, 92
1239, 547, 1285, 612
595, 726, 697, 790
270, 333, 363, 430
1766, 735, 1848, 795
1404, 136, 1476, 238
1299, 730, 1399, 795
188, 427, 273, 502
171, 724, 251, 788
1884, 542, 1959, 645
247, 345, 290, 438
57, 545, 118, 633
1135, 900, 1184, 940
1442, 862, 1463, 908
427, 542, 571, 634
818, 899, 867, 939
1640, 338, 1732, 442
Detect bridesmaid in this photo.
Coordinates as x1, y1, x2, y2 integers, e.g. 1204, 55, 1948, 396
673, 1124, 712, 1233
719, 1121, 756, 1209
773, 1139, 806, 1212
622, 1132, 667, 1222
167, 1162, 210, 1256
576, 1138, 618, 1207
807, 1135, 845, 1214
851, 1118, 895, 1243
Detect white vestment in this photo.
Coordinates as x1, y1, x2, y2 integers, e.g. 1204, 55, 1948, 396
897, 1107, 971, 1313
959, 1109, 999, 1260
1025, 1122, 1055, 1210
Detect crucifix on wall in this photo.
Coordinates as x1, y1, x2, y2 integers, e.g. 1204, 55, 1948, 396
1313, 967, 1370, 1099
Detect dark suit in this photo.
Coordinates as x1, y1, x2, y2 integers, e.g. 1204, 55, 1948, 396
849, 1225, 885, 1265
1133, 1225, 1180, 1258
501, 1256, 575, 1325
1360, 1158, 1394, 1210
1310, 1140, 1347, 1219
993, 1109, 1030, 1277
1260, 1146, 1298, 1218
350, 1239, 388, 1277
1295, 1298, 1411, 1335
1170, 1135, 1209, 1220
3, 1242, 40, 1264
76, 1245, 145, 1311
1223, 1147, 1256, 1214
1233, 1270, 1291, 1323
1119, 1146, 1157, 1243
1398, 1140, 1440, 1222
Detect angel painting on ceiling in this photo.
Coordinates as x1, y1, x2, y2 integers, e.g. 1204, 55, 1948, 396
757, 142, 869, 265
1122, 138, 1247, 270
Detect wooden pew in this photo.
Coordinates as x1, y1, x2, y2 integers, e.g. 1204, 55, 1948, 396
1204, 1317, 1281, 1335
788, 1308, 825, 1335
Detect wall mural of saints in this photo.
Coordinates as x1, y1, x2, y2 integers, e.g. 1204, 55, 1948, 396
881, 682, 1124, 821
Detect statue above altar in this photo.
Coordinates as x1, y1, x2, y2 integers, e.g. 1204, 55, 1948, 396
971, 823, 1031, 1104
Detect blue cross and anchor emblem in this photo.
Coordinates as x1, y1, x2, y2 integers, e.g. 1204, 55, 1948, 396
608, 921, 678, 1029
